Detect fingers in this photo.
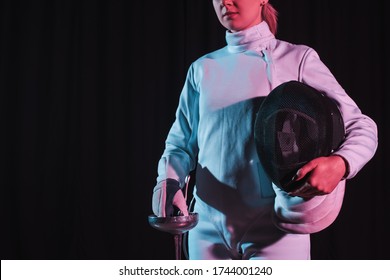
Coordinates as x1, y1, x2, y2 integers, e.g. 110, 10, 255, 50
288, 181, 327, 198
294, 160, 317, 181
173, 190, 189, 216
288, 156, 347, 198
152, 186, 167, 217
152, 180, 189, 217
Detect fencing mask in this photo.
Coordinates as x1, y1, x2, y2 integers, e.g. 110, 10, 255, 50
254, 80, 345, 193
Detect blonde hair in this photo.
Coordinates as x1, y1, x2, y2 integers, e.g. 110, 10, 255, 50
262, 3, 278, 35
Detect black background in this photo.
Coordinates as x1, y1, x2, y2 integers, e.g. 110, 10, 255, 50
1, 0, 389, 260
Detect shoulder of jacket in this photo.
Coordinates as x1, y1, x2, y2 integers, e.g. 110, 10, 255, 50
195, 46, 228, 62
274, 39, 315, 54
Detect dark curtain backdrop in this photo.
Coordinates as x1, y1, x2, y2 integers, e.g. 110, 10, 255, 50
1, 0, 388, 260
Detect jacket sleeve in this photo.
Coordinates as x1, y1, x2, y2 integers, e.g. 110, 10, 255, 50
156, 64, 200, 188
272, 47, 378, 234
299, 48, 378, 178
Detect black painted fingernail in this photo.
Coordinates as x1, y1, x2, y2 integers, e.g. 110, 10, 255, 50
292, 174, 298, 181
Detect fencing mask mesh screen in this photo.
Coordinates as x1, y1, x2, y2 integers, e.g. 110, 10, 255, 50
254, 81, 345, 192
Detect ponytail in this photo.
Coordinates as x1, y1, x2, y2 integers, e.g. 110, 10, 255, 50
262, 3, 278, 35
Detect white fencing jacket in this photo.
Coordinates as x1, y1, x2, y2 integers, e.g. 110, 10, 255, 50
156, 21, 378, 234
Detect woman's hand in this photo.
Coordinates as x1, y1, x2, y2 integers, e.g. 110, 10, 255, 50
288, 155, 347, 198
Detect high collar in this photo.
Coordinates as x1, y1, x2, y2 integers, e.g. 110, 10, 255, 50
225, 21, 275, 53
